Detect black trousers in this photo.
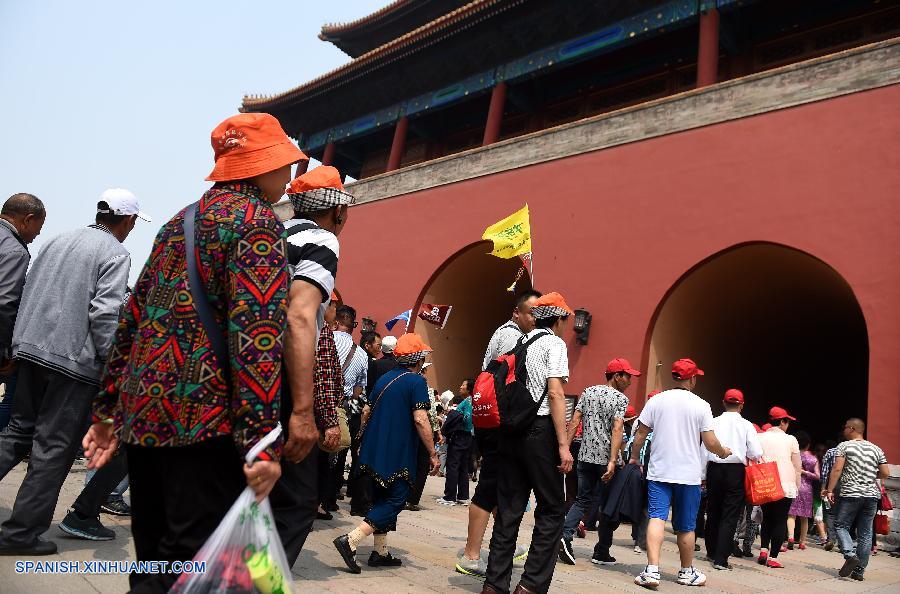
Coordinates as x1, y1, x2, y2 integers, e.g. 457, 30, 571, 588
126, 438, 245, 593
408, 440, 431, 505
0, 360, 95, 546
270, 444, 318, 568
444, 433, 472, 501
704, 462, 746, 564
760, 497, 794, 558
486, 417, 564, 594
74, 449, 129, 518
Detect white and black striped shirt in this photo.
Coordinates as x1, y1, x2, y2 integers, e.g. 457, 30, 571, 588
836, 439, 887, 498
482, 320, 523, 370
284, 219, 339, 332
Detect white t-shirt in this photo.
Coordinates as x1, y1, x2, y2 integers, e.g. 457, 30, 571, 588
522, 329, 568, 416
758, 428, 800, 498
482, 320, 523, 370
637, 389, 714, 485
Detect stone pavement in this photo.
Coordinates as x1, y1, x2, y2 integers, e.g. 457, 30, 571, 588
2, 461, 899, 593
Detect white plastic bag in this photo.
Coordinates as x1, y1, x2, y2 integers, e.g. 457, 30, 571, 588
751, 505, 763, 524
171, 425, 294, 594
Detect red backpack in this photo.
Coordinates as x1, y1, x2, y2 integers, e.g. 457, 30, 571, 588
472, 331, 551, 432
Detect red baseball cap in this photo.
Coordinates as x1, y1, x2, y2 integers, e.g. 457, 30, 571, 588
753, 423, 764, 433
761, 423, 773, 431
769, 406, 796, 421
672, 358, 704, 380
723, 389, 744, 404
625, 404, 637, 419
647, 389, 661, 399
606, 358, 641, 376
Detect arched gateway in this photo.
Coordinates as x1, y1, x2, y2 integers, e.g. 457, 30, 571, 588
409, 241, 532, 394
644, 242, 869, 444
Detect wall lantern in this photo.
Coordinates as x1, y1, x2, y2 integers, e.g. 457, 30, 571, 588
573, 308, 592, 345
361, 317, 377, 333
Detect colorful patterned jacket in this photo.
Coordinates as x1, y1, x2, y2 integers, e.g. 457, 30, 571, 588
92, 183, 288, 460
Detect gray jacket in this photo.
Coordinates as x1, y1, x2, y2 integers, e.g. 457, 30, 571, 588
13, 225, 130, 385
0, 219, 30, 359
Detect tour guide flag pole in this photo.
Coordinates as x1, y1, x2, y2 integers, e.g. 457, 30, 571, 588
483, 204, 534, 289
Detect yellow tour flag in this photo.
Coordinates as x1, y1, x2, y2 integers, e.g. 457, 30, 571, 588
482, 205, 532, 258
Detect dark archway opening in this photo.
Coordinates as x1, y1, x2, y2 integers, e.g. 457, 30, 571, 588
646, 243, 868, 447
411, 241, 532, 395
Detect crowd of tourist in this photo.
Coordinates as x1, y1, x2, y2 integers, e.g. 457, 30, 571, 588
0, 113, 891, 593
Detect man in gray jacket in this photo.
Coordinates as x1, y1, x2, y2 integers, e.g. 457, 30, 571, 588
0, 193, 46, 431
0, 188, 149, 555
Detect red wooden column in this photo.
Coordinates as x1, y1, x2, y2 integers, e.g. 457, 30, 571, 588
321, 142, 336, 166
696, 7, 720, 88
386, 115, 409, 172
482, 81, 508, 146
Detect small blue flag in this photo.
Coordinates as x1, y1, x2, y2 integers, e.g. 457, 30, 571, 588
385, 309, 412, 331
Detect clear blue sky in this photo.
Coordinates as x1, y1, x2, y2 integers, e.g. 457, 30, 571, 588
0, 0, 384, 283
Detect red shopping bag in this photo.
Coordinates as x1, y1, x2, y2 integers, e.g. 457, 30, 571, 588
744, 461, 785, 505
874, 512, 890, 535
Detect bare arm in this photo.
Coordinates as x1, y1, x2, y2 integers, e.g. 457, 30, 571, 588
548, 377, 573, 473
701, 430, 732, 459
413, 410, 436, 456
282, 282, 320, 462
602, 417, 624, 482
629, 422, 651, 464
791, 451, 802, 489
878, 463, 890, 480
565, 409, 583, 446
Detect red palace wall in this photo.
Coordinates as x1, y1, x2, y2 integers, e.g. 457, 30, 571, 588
335, 85, 900, 458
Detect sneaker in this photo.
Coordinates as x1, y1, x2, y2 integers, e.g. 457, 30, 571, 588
513, 545, 528, 568
100, 500, 131, 516
694, 543, 701, 552
590, 552, 616, 565
741, 546, 754, 558
779, 544, 788, 553
766, 558, 784, 568
713, 561, 731, 570
367, 551, 402, 567
577, 521, 586, 538
404, 503, 421, 511
676, 567, 707, 586
732, 541, 743, 558
59, 510, 115, 541
332, 535, 361, 574
455, 499, 470, 506
455, 554, 487, 578
850, 569, 864, 582
757, 551, 769, 565
558, 538, 576, 565
839, 555, 860, 577
823, 540, 835, 552
0, 538, 57, 556
798, 542, 807, 550
436, 498, 457, 506
787, 539, 795, 550
634, 545, 643, 554
635, 567, 661, 589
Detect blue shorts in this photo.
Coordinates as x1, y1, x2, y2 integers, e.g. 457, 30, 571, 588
647, 480, 702, 533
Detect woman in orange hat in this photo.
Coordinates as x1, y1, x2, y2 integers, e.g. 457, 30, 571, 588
84, 113, 309, 592
332, 333, 440, 574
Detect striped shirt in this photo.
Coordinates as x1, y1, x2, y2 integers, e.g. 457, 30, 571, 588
482, 320, 523, 370
334, 330, 368, 413
836, 439, 887, 498
285, 219, 338, 332
521, 329, 568, 416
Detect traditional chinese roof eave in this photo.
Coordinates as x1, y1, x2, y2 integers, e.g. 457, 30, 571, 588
241, 0, 521, 112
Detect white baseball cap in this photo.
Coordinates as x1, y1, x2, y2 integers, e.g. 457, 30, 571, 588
98, 188, 152, 222
381, 335, 398, 354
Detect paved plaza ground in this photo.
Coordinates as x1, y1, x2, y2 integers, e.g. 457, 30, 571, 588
2, 461, 898, 593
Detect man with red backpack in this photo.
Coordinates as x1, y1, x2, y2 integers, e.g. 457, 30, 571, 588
455, 290, 540, 577
482, 292, 574, 594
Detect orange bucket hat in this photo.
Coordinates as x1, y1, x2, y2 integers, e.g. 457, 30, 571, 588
394, 333, 433, 365
287, 166, 355, 213
531, 292, 574, 319
206, 113, 308, 182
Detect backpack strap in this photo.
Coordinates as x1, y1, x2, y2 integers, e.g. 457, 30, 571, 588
342, 343, 359, 373
184, 202, 230, 377
358, 371, 413, 442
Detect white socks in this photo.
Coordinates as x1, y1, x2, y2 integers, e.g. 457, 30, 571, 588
347, 527, 367, 551
374, 534, 388, 556
647, 564, 659, 573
